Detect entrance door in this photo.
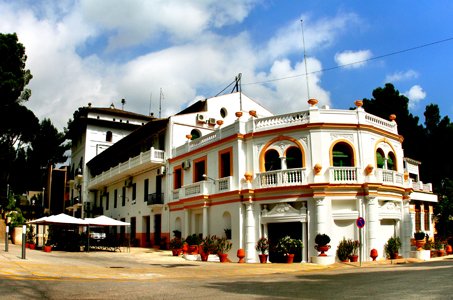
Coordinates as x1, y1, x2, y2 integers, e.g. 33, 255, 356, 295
154, 214, 162, 247
268, 222, 302, 263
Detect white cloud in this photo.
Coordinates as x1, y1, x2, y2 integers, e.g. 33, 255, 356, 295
334, 49, 372, 69
385, 70, 419, 82
264, 13, 359, 62
404, 85, 426, 109
0, 1, 351, 129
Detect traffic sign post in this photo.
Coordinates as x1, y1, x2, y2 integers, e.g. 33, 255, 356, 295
356, 217, 365, 266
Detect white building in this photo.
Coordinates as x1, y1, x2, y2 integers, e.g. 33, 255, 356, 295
76, 93, 437, 261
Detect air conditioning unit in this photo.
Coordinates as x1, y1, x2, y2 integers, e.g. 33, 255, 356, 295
196, 114, 205, 123
157, 166, 166, 175
208, 118, 216, 125
125, 177, 133, 188
182, 160, 191, 170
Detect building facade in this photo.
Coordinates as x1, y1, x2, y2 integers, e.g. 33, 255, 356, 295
77, 94, 437, 262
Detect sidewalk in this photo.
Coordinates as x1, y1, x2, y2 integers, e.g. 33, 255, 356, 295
0, 242, 450, 281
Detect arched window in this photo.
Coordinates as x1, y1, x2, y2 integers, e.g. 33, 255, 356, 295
106, 131, 112, 142
190, 129, 201, 140
376, 149, 385, 168
264, 149, 281, 171
332, 142, 354, 167
387, 151, 397, 170
286, 147, 303, 169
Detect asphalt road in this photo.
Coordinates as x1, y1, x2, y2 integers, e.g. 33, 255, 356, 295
1, 244, 452, 299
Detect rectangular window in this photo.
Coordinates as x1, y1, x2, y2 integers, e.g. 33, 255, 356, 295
174, 167, 183, 189
415, 204, 421, 232
122, 186, 126, 206
424, 205, 430, 231
114, 189, 118, 208
219, 147, 233, 178
144, 179, 149, 202
105, 192, 109, 210
193, 156, 207, 182
132, 183, 137, 202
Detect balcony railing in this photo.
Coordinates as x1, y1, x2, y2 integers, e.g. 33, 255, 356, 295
376, 169, 404, 185
257, 168, 307, 188
329, 167, 358, 183
147, 193, 164, 205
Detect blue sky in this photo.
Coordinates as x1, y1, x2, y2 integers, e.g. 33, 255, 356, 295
1, 0, 452, 129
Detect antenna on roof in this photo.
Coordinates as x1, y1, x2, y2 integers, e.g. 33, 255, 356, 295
233, 73, 242, 111
300, 20, 310, 100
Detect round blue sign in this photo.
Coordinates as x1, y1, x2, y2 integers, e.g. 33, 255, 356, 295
356, 217, 365, 228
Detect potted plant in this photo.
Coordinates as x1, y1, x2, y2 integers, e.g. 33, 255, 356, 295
350, 240, 360, 262
384, 236, 401, 259
276, 236, 303, 263
434, 240, 445, 257
169, 237, 183, 256
26, 225, 36, 250
336, 238, 353, 262
256, 237, 269, 263
200, 235, 217, 261
215, 236, 232, 262
314, 233, 331, 256
8, 210, 26, 245
414, 231, 426, 250
185, 233, 202, 255
172, 230, 182, 239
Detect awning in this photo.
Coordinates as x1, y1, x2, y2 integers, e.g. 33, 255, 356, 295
85, 215, 130, 226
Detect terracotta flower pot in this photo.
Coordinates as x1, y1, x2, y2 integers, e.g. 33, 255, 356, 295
286, 254, 295, 264
182, 243, 189, 254
172, 249, 182, 256
43, 245, 52, 253
349, 255, 358, 262
237, 248, 245, 263
370, 249, 378, 261
218, 253, 229, 263
188, 245, 199, 255
258, 254, 268, 263
29, 243, 36, 250
446, 244, 453, 255
415, 240, 426, 251
200, 252, 210, 262
315, 244, 330, 256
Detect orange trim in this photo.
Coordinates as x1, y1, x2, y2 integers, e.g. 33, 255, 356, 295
218, 147, 233, 178
173, 166, 183, 189
374, 138, 399, 171
329, 139, 357, 166
259, 135, 306, 172
168, 134, 243, 163
192, 155, 207, 183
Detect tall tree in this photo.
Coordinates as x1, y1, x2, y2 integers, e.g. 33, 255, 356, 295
362, 83, 426, 162
0, 33, 37, 202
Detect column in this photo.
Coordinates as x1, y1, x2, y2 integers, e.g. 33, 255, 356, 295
245, 201, 256, 263
184, 209, 190, 238
202, 204, 209, 237
420, 203, 425, 232
315, 198, 327, 234
366, 196, 379, 260
402, 200, 412, 257
301, 202, 308, 263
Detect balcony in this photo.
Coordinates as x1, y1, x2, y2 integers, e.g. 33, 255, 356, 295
147, 193, 164, 205
171, 177, 233, 201
257, 168, 307, 188
88, 147, 165, 189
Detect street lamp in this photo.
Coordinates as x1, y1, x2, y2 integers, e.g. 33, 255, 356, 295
42, 187, 45, 208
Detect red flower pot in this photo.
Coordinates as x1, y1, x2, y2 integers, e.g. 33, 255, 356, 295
188, 245, 199, 255
315, 245, 331, 256
445, 244, 452, 255
349, 255, 358, 262
29, 243, 36, 250
182, 243, 189, 254
43, 245, 52, 252
200, 252, 209, 261
218, 253, 229, 263
370, 249, 378, 261
258, 254, 268, 263
286, 254, 295, 264
172, 249, 182, 256
415, 240, 426, 251
237, 248, 245, 263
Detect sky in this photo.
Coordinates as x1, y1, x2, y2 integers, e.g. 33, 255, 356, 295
1, 0, 453, 130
